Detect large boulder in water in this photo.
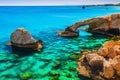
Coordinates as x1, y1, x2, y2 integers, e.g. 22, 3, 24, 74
10, 28, 43, 51
77, 40, 120, 80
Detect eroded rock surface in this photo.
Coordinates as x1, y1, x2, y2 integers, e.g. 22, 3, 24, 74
58, 27, 79, 37
58, 13, 120, 37
10, 28, 43, 51
77, 40, 120, 80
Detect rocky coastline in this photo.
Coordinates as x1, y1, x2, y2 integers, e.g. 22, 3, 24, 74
2, 13, 120, 80
77, 40, 120, 80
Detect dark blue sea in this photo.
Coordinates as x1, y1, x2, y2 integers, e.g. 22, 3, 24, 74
0, 6, 120, 80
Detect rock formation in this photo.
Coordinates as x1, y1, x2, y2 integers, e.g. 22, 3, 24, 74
58, 26, 79, 37
10, 28, 43, 51
77, 40, 120, 80
58, 13, 120, 37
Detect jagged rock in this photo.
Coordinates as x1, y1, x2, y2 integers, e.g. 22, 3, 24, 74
112, 55, 120, 76
103, 60, 114, 79
77, 55, 90, 78
58, 27, 79, 37
77, 40, 120, 80
10, 28, 43, 51
77, 63, 90, 78
97, 40, 120, 59
86, 54, 104, 74
58, 13, 120, 37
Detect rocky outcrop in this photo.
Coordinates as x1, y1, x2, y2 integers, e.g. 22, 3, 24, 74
10, 28, 43, 51
58, 27, 79, 37
98, 40, 120, 58
58, 13, 120, 37
77, 40, 120, 80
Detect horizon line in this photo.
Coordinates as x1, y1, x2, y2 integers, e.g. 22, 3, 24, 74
0, 3, 118, 6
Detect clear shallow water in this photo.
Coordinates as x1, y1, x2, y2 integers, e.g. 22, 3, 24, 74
0, 6, 120, 80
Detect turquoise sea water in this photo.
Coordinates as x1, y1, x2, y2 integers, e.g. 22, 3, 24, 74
0, 6, 120, 80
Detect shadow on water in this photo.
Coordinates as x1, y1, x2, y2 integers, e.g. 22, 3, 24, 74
60, 33, 107, 40
4, 44, 43, 57
11, 47, 40, 57
78, 75, 92, 80
91, 34, 107, 39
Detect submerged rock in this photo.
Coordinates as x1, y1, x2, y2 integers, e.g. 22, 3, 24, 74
20, 72, 33, 80
77, 40, 120, 80
10, 28, 43, 51
58, 13, 120, 37
52, 61, 61, 69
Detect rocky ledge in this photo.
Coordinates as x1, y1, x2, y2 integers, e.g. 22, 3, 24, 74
77, 40, 120, 80
58, 27, 79, 37
10, 28, 43, 51
58, 13, 120, 37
